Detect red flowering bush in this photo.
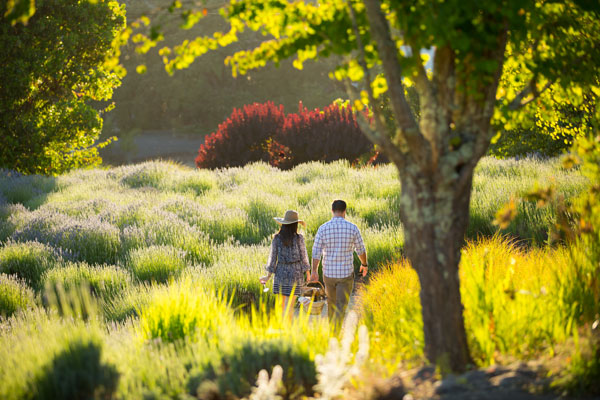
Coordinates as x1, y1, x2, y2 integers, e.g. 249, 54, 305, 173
273, 102, 373, 169
196, 101, 376, 169
195, 102, 285, 169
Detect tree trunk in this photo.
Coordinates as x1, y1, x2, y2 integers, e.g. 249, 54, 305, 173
399, 167, 475, 372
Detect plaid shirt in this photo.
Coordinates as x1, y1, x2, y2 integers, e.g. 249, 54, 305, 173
312, 216, 366, 279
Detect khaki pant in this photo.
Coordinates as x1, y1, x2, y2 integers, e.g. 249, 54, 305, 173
323, 274, 354, 327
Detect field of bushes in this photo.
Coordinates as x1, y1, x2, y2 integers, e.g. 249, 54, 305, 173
0, 158, 597, 399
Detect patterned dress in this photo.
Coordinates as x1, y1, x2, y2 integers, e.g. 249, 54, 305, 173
266, 233, 311, 296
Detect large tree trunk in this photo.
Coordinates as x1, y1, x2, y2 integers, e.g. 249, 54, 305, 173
399, 167, 475, 372
357, 0, 508, 374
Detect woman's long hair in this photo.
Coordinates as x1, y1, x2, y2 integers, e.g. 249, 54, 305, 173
276, 222, 298, 247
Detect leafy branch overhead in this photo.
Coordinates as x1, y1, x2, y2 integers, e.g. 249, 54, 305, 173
147, 1, 599, 165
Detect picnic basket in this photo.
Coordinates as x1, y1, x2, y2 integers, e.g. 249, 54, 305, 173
299, 281, 327, 315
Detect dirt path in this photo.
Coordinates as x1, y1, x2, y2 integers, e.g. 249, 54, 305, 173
100, 130, 204, 167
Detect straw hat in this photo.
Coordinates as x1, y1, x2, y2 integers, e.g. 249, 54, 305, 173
274, 210, 306, 226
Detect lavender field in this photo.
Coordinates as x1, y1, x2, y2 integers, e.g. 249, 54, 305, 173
0, 158, 591, 399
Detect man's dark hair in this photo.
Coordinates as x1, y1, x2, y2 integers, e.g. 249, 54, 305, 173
332, 200, 347, 212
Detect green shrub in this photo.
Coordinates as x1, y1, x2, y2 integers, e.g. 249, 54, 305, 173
360, 224, 404, 272
192, 340, 317, 399
0, 273, 36, 317
0, 203, 28, 241
100, 284, 153, 322
120, 161, 174, 189
42, 262, 131, 299
128, 245, 187, 283
171, 170, 216, 196
245, 196, 282, 242
0, 241, 59, 290
33, 336, 120, 400
12, 211, 122, 265
192, 244, 275, 310
162, 199, 258, 244
361, 261, 424, 368
0, 312, 118, 400
121, 216, 214, 265
138, 281, 234, 343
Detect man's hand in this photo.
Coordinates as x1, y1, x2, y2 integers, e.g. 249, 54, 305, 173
359, 264, 368, 277
259, 275, 270, 285
309, 271, 319, 282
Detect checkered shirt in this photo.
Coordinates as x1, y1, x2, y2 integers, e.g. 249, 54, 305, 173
312, 216, 366, 279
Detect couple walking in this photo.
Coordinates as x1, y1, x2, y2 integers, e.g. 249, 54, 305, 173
259, 200, 368, 325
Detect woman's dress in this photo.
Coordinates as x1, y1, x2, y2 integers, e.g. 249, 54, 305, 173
265, 233, 310, 296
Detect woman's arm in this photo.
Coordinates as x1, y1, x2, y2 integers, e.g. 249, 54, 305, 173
299, 234, 311, 272
265, 236, 278, 277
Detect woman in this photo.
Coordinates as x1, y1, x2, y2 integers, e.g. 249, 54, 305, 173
260, 210, 311, 319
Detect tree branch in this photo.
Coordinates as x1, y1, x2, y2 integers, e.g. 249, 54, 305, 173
455, 27, 509, 194
345, 1, 407, 168
363, 0, 430, 165
508, 79, 553, 110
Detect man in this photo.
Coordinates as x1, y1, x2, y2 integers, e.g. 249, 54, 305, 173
310, 199, 368, 326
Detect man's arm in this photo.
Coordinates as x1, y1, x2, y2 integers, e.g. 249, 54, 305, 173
310, 257, 320, 282
310, 228, 323, 282
354, 227, 368, 277
358, 252, 368, 277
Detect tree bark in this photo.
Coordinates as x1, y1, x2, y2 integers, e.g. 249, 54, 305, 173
359, 0, 508, 373
399, 168, 475, 372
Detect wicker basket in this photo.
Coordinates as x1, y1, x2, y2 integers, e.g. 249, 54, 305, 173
300, 281, 327, 315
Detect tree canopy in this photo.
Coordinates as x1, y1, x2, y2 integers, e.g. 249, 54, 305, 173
0, 0, 126, 175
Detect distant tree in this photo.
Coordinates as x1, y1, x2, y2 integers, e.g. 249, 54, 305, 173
0, 0, 126, 175
164, 0, 600, 372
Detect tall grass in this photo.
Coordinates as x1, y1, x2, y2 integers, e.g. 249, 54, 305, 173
361, 235, 590, 372
137, 280, 235, 343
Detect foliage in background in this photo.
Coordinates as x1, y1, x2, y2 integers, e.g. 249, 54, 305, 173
488, 128, 574, 159
489, 92, 597, 158
0, 0, 126, 175
196, 101, 375, 169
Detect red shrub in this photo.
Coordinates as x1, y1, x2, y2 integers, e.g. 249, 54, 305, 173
195, 101, 285, 169
273, 102, 373, 169
196, 101, 376, 169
